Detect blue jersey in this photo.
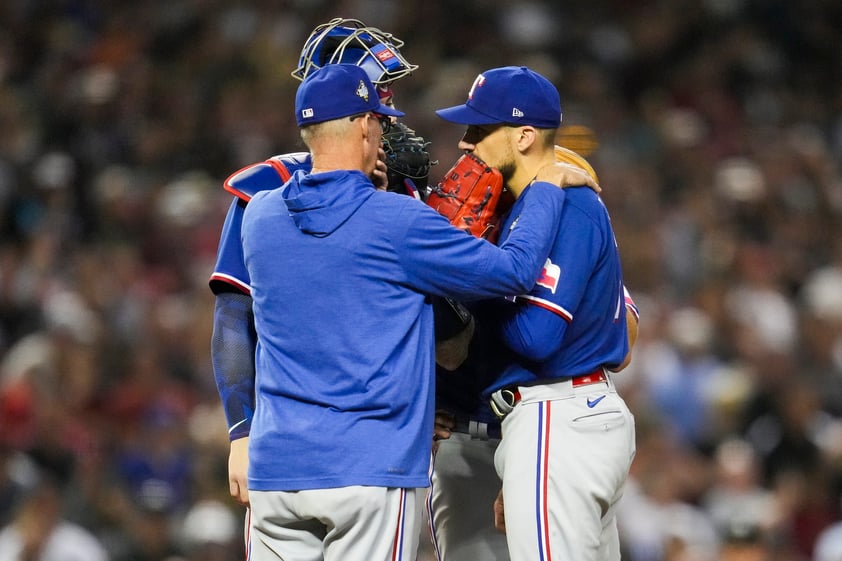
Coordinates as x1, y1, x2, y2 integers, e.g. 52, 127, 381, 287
484, 184, 629, 394
241, 170, 565, 491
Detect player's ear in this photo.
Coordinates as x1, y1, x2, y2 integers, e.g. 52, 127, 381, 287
513, 125, 537, 153
351, 113, 375, 144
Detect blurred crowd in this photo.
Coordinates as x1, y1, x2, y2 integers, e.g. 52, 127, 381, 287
0, 1, 840, 560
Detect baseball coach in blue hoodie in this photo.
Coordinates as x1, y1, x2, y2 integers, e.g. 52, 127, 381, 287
240, 63, 567, 561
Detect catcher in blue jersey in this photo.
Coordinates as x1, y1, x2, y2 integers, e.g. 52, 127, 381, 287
209, 18, 430, 509
432, 66, 637, 561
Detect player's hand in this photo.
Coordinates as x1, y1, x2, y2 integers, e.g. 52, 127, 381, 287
229, 436, 250, 506
493, 488, 506, 534
433, 410, 456, 441
535, 162, 600, 193
371, 147, 388, 190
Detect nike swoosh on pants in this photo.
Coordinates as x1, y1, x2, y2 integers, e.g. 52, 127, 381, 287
586, 395, 606, 408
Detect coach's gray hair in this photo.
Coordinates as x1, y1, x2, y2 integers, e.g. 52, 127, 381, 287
300, 117, 355, 149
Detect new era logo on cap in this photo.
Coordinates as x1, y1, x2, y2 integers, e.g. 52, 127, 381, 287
435, 66, 562, 129
295, 64, 403, 127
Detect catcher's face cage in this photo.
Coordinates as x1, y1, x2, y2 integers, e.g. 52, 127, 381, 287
291, 18, 418, 86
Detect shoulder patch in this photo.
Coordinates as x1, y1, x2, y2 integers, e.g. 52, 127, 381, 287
224, 152, 312, 201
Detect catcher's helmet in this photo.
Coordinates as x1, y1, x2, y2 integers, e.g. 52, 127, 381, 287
292, 18, 418, 86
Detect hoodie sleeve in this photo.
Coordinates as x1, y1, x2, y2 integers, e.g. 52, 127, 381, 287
395, 182, 565, 301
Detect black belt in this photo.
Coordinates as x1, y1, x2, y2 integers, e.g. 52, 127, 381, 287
452, 417, 502, 440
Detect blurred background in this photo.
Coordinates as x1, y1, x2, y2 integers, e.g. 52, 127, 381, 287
0, 1, 840, 560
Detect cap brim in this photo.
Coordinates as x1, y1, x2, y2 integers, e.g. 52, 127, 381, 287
375, 104, 404, 118
435, 104, 502, 125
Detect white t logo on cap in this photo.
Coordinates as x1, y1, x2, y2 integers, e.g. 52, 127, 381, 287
467, 74, 486, 100
512, 108, 524, 118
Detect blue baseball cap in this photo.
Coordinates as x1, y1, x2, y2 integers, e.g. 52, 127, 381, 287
295, 63, 404, 127
435, 66, 561, 128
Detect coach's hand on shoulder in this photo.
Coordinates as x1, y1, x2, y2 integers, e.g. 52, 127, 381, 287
535, 162, 600, 193
229, 436, 250, 506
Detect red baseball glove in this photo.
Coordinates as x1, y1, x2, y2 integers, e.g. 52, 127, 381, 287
426, 153, 512, 242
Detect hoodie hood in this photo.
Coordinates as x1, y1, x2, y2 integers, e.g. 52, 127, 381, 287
283, 169, 375, 237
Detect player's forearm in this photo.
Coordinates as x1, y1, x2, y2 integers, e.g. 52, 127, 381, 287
493, 182, 565, 293
610, 306, 638, 372
611, 289, 640, 371
406, 182, 565, 300
211, 291, 257, 440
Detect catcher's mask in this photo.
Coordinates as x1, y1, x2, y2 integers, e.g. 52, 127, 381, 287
291, 18, 418, 86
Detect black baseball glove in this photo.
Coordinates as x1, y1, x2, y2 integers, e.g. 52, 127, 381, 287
382, 122, 435, 198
